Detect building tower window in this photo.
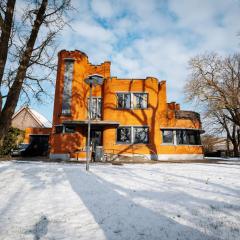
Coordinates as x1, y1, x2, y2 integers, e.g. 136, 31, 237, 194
62, 59, 74, 115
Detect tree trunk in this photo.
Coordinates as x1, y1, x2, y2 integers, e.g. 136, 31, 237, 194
232, 141, 239, 157
0, 0, 16, 113
0, 0, 48, 146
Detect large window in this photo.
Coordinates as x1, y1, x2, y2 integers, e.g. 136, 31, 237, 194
161, 129, 201, 145
117, 126, 149, 144
162, 130, 174, 144
176, 130, 201, 145
117, 93, 131, 109
133, 93, 148, 109
88, 97, 102, 119
62, 59, 74, 115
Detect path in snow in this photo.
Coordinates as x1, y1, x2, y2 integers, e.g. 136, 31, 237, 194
0, 161, 239, 240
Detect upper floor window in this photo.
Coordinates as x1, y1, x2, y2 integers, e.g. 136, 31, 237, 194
117, 93, 131, 109
88, 97, 102, 119
62, 59, 74, 115
55, 125, 76, 134
117, 92, 148, 109
133, 93, 148, 109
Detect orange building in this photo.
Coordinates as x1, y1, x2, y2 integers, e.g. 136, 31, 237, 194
49, 50, 203, 161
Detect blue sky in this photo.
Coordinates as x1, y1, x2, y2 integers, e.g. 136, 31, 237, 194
25, 0, 240, 122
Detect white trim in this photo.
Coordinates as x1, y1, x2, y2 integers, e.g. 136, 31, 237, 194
49, 153, 70, 161
112, 153, 204, 161
157, 154, 204, 160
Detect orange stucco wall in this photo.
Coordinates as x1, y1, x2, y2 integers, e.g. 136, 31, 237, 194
50, 50, 203, 159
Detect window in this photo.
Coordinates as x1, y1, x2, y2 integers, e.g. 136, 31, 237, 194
133, 93, 148, 109
55, 125, 76, 134
162, 130, 174, 144
117, 93, 131, 109
133, 127, 149, 143
64, 126, 76, 133
117, 92, 148, 109
62, 59, 74, 115
117, 126, 149, 144
176, 130, 201, 145
88, 97, 102, 119
117, 127, 131, 143
55, 126, 63, 134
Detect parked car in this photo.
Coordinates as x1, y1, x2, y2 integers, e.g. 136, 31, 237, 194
11, 143, 29, 157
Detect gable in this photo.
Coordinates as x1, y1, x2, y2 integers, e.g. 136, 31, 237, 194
11, 108, 42, 130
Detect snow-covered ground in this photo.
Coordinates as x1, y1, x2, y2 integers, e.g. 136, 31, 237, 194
0, 161, 240, 240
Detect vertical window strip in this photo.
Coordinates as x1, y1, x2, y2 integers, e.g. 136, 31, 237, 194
62, 60, 74, 115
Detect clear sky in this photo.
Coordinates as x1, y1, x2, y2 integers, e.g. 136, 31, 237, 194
23, 0, 240, 122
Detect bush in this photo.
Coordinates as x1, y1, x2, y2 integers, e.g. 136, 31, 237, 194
0, 127, 24, 156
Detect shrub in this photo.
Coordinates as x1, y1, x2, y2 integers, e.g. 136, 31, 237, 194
0, 127, 24, 156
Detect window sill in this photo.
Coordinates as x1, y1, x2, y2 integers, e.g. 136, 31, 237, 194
161, 143, 175, 146
116, 143, 150, 145
116, 108, 149, 110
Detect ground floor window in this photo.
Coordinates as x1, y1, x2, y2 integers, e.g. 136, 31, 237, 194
161, 129, 201, 145
133, 127, 149, 143
117, 126, 149, 144
117, 127, 131, 143
162, 130, 174, 144
176, 130, 201, 145
55, 125, 76, 134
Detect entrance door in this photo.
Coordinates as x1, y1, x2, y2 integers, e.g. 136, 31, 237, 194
90, 130, 102, 152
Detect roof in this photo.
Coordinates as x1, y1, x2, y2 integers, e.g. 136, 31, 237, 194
12, 106, 52, 128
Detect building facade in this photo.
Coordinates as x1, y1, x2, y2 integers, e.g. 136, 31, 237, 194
50, 50, 203, 161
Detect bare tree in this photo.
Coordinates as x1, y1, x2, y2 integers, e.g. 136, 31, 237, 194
185, 53, 240, 157
0, 0, 72, 146
201, 134, 221, 153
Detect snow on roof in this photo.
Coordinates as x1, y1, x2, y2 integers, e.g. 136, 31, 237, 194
28, 108, 52, 128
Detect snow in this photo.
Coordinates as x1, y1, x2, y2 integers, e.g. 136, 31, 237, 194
0, 161, 240, 240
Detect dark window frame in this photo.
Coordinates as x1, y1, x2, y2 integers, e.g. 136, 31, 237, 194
116, 127, 132, 144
